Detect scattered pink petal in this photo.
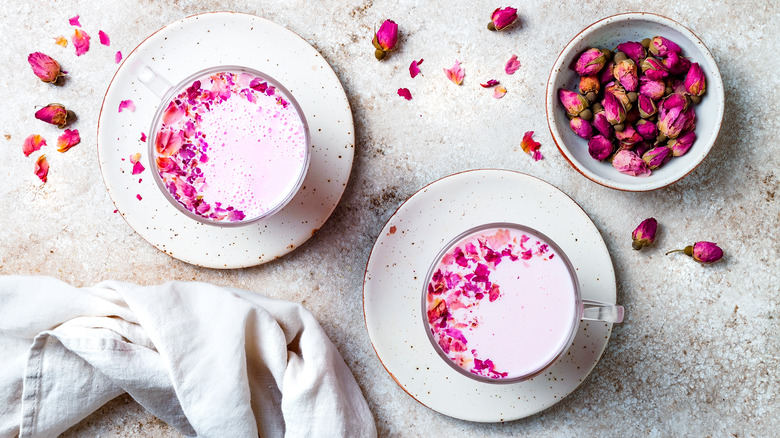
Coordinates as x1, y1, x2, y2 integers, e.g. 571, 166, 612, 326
493, 86, 507, 99
480, 79, 500, 88
140, 132, 147, 142
115, 51, 122, 64
69, 16, 81, 27
56, 129, 80, 152
23, 134, 46, 157
129, 153, 141, 164
443, 60, 464, 85
34, 155, 49, 183
397, 88, 412, 100
132, 162, 145, 175
98, 30, 110, 46
410, 59, 423, 78
136, 194, 142, 201
118, 99, 135, 113
53, 36, 68, 47
505, 55, 521, 75
72, 29, 90, 56
520, 131, 543, 161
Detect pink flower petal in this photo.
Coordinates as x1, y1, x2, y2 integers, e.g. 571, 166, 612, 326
56, 129, 80, 153
140, 132, 147, 142
23, 134, 46, 157
443, 60, 464, 85
521, 131, 543, 161
129, 153, 141, 164
397, 88, 412, 100
480, 79, 499, 88
132, 161, 145, 175
69, 16, 81, 27
98, 30, 110, 46
35, 155, 49, 183
72, 29, 90, 56
410, 58, 423, 78
115, 51, 122, 64
505, 55, 521, 75
136, 194, 142, 201
53, 36, 68, 47
493, 86, 507, 99
118, 99, 135, 113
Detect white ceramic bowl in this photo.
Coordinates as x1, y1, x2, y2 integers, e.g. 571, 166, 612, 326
545, 12, 724, 191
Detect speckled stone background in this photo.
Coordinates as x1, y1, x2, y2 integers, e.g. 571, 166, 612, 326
1, 0, 778, 436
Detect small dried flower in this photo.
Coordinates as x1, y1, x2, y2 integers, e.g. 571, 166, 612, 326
592, 111, 613, 137
648, 36, 681, 57
662, 51, 691, 76
558, 89, 588, 117
443, 60, 465, 85
34, 155, 49, 183
35, 103, 68, 128
613, 59, 638, 91
640, 57, 668, 81
488, 7, 518, 31
639, 76, 666, 101
612, 149, 651, 177
602, 92, 626, 125
666, 241, 723, 264
28, 52, 65, 83
685, 62, 706, 97
638, 94, 657, 118
372, 20, 398, 60
657, 97, 689, 139
616, 41, 646, 63
575, 48, 607, 76
642, 145, 671, 170
23, 134, 47, 157
668, 131, 696, 157
505, 55, 521, 74
570, 117, 594, 139
615, 124, 643, 145
632, 217, 657, 250
579, 75, 600, 94
588, 135, 613, 161
56, 129, 80, 152
72, 29, 90, 56
635, 119, 658, 139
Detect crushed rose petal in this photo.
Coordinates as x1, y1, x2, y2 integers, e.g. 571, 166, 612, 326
409, 58, 423, 78
115, 51, 122, 63
34, 155, 49, 183
98, 30, 110, 46
56, 129, 80, 152
480, 79, 499, 88
72, 29, 90, 56
140, 132, 147, 142
136, 194, 142, 201
23, 134, 46, 157
443, 60, 464, 85
505, 55, 521, 75
129, 152, 145, 174
397, 88, 412, 100
493, 86, 507, 99
54, 36, 68, 47
68, 15, 81, 27
118, 99, 135, 113
521, 131, 543, 161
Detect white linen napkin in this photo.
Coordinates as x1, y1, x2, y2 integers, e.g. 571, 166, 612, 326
0, 276, 376, 438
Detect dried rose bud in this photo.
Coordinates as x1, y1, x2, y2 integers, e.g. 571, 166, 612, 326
640, 57, 669, 81
612, 149, 651, 177
592, 110, 613, 138
602, 92, 626, 125
626, 105, 641, 125
599, 61, 615, 84
657, 94, 689, 138
613, 59, 639, 92
34, 103, 68, 128
662, 51, 691, 75
575, 48, 607, 76
28, 52, 65, 84
666, 241, 723, 264
639, 76, 666, 101
558, 88, 589, 117
638, 94, 657, 118
588, 135, 613, 161
668, 131, 696, 157
648, 36, 681, 57
685, 62, 706, 97
634, 140, 652, 157
373, 20, 398, 60
570, 117, 594, 139
635, 119, 658, 139
616, 41, 646, 64
604, 81, 631, 109
642, 145, 671, 170
488, 7, 518, 31
682, 106, 696, 133
579, 75, 600, 94
615, 124, 643, 145
632, 217, 657, 250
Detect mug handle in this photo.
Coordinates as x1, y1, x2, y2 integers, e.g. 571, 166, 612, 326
130, 61, 172, 98
581, 299, 624, 323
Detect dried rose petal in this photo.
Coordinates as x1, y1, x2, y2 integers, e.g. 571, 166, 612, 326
505, 55, 521, 75
649, 36, 681, 57
136, 194, 143, 201
631, 217, 657, 250
34, 155, 49, 183
72, 29, 90, 56
22, 134, 46, 157
98, 30, 110, 46
570, 117, 593, 139
493, 86, 507, 99
685, 62, 706, 97
480, 79, 499, 88
115, 51, 123, 64
521, 131, 543, 161
488, 7, 518, 31
373, 19, 398, 60
443, 60, 464, 85
612, 149, 651, 177
162, 101, 185, 125
28, 52, 65, 83
155, 130, 183, 156
409, 59, 423, 78
397, 88, 412, 100
69, 15, 81, 27
140, 132, 147, 142
588, 135, 613, 161
616, 41, 646, 64
574, 48, 606, 76
132, 161, 145, 175
129, 152, 141, 164
56, 129, 80, 152
668, 131, 696, 157
118, 99, 135, 113
54, 36, 68, 47
35, 104, 68, 128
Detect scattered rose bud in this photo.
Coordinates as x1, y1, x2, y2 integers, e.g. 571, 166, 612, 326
23, 134, 46, 157
615, 124, 643, 145
640, 57, 669, 81
602, 92, 626, 125
631, 217, 658, 250
505, 55, 521, 74
668, 131, 696, 156
72, 28, 90, 56
444, 60, 465, 85
493, 86, 507, 99
666, 241, 723, 264
685, 62, 706, 96
574, 48, 607, 76
639, 76, 666, 100
638, 94, 657, 118
28, 52, 65, 84
35, 104, 68, 128
612, 149, 651, 177
648, 36, 681, 57
488, 7, 518, 31
635, 119, 658, 139
480, 79, 500, 88
579, 75, 600, 95
613, 59, 639, 92
570, 117, 594, 139
34, 155, 49, 183
559, 89, 589, 117
56, 129, 80, 152
520, 131, 543, 161
409, 59, 423, 78
397, 88, 412, 100
592, 111, 613, 137
616, 41, 646, 64
98, 30, 110, 46
662, 51, 691, 75
69, 15, 81, 27
372, 19, 398, 60
642, 145, 671, 169
54, 36, 68, 47
588, 135, 613, 161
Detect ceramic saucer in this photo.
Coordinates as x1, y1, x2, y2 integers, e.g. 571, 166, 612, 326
97, 12, 354, 269
363, 170, 617, 422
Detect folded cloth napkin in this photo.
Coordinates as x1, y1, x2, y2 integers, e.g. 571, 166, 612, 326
0, 276, 376, 438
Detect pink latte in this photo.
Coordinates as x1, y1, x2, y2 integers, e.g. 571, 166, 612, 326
425, 226, 577, 380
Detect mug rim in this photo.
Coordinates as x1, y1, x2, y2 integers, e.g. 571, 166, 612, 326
147, 65, 311, 227
421, 222, 582, 384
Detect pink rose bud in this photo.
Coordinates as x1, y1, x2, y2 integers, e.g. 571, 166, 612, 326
570, 117, 594, 139
28, 52, 66, 84
588, 135, 613, 161
488, 7, 518, 31
558, 88, 589, 117
668, 130, 696, 157
602, 92, 626, 125
615, 124, 643, 145
631, 217, 658, 250
612, 149, 651, 177
667, 241, 723, 264
373, 19, 398, 60
638, 95, 657, 118
657, 94, 689, 139
592, 111, 613, 137
34, 103, 68, 128
640, 57, 668, 81
635, 119, 659, 139
685, 62, 706, 96
682, 106, 696, 133
574, 48, 607, 76
634, 141, 652, 157
605, 81, 631, 109
648, 36, 681, 57
599, 61, 615, 84
613, 59, 639, 92
662, 51, 691, 75
579, 75, 600, 94
639, 76, 666, 101
616, 41, 646, 63
642, 145, 671, 170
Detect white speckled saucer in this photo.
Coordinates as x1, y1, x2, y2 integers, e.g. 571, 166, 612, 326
97, 12, 354, 269
363, 170, 617, 422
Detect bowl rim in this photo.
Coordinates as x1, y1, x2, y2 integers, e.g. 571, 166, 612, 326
545, 12, 725, 192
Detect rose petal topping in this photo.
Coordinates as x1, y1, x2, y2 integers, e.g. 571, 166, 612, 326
397, 88, 412, 100
443, 60, 464, 85
480, 79, 499, 88
35, 104, 68, 128
115, 51, 123, 64
34, 155, 49, 183
54, 36, 68, 47
118, 99, 135, 113
23, 134, 46, 157
521, 131, 543, 161
493, 86, 507, 99
56, 129, 80, 152
409, 59, 423, 78
98, 30, 110, 46
28, 52, 65, 83
72, 29, 90, 56
69, 16, 81, 27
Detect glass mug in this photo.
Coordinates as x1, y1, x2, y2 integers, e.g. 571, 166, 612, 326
133, 63, 310, 226
422, 223, 624, 384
